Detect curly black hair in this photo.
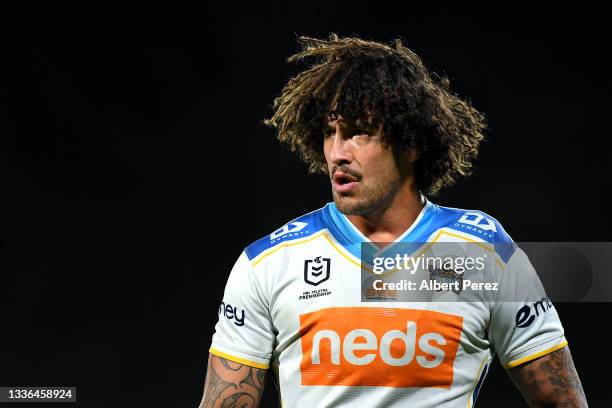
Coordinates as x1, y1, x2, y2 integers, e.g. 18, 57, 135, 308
263, 33, 487, 196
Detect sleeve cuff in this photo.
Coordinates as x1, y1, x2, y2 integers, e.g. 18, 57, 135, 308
209, 345, 270, 369
504, 336, 568, 369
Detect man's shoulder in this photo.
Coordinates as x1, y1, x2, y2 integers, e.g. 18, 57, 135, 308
432, 203, 512, 241
244, 205, 330, 261
430, 202, 517, 262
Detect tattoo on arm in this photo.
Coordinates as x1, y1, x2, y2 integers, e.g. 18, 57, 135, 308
200, 354, 267, 408
509, 346, 587, 408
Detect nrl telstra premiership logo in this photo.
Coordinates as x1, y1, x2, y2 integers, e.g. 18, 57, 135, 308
304, 256, 331, 286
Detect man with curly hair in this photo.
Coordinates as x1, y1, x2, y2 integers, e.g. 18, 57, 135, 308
199, 34, 587, 407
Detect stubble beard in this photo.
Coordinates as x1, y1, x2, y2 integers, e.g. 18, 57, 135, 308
332, 169, 401, 216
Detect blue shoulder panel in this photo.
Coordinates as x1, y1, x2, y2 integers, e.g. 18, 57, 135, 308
434, 204, 517, 263
245, 201, 517, 265
244, 206, 329, 261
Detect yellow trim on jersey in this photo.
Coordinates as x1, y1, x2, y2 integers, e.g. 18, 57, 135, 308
252, 227, 507, 275
468, 355, 488, 408
209, 347, 270, 369
438, 229, 505, 270
320, 232, 361, 267
504, 339, 568, 369
252, 230, 330, 266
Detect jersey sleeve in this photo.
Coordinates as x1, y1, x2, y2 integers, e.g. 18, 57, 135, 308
209, 251, 275, 369
489, 247, 568, 369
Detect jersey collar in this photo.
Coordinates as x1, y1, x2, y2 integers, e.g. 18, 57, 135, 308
323, 195, 437, 258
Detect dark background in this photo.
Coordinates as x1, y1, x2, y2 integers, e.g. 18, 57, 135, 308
2, 3, 610, 407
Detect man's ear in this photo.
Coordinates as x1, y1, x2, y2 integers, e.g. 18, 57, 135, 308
405, 148, 420, 162
395, 147, 420, 177
392, 147, 420, 163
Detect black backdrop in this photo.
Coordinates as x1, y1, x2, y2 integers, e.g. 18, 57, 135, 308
2, 3, 610, 407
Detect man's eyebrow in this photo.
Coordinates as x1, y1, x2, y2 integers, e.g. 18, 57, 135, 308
325, 118, 373, 129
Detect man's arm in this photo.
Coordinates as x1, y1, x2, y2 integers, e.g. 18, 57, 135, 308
199, 353, 267, 408
508, 346, 587, 407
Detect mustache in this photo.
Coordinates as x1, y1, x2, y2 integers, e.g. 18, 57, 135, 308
331, 165, 362, 180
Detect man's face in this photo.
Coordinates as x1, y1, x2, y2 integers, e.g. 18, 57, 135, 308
323, 115, 404, 215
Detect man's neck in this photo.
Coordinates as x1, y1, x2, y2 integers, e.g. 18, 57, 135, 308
346, 184, 424, 245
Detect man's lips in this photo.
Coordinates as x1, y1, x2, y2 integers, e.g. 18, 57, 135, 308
332, 171, 360, 193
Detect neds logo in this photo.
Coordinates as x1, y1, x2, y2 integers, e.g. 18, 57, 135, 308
299, 307, 463, 388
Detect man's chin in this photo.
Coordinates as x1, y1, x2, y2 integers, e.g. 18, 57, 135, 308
332, 194, 370, 216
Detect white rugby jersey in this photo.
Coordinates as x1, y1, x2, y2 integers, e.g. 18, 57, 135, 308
209, 199, 567, 407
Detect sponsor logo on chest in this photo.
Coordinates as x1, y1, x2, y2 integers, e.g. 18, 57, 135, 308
299, 307, 463, 388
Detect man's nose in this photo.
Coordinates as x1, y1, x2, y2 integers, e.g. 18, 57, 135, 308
329, 131, 353, 165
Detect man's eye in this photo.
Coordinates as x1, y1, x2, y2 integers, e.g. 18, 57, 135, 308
352, 130, 370, 137
322, 128, 370, 138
